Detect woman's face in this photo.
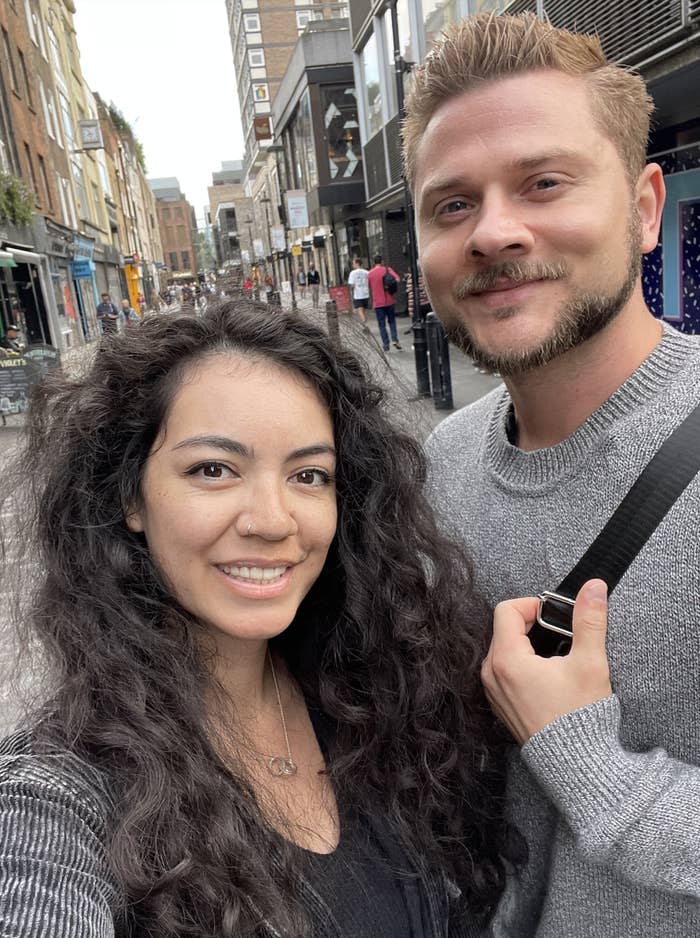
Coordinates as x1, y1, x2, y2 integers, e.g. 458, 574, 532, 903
127, 354, 337, 648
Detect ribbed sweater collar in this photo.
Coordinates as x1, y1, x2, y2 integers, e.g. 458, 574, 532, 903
485, 324, 700, 489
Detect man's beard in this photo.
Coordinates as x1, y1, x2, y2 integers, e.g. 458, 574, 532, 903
442, 220, 642, 377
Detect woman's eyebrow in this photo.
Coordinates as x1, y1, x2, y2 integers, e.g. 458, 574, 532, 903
171, 435, 251, 457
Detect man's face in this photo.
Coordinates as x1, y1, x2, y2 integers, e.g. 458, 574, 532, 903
414, 70, 657, 375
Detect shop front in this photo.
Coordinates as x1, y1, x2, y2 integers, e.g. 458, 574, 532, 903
71, 236, 99, 341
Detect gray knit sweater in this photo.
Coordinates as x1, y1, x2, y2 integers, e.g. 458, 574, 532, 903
425, 324, 700, 937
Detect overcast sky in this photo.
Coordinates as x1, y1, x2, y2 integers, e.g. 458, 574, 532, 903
73, 0, 244, 226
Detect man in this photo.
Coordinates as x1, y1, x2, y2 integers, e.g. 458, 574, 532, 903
0, 323, 22, 355
406, 13, 700, 937
306, 261, 321, 307
120, 298, 139, 327
347, 256, 369, 326
96, 293, 119, 334
367, 255, 402, 352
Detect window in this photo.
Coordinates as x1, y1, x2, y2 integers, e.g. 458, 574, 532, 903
71, 156, 87, 218
92, 182, 103, 228
322, 85, 362, 181
360, 33, 382, 138
59, 92, 75, 151
23, 142, 39, 200
248, 48, 265, 67
97, 160, 111, 199
47, 24, 65, 86
169, 251, 179, 271
18, 50, 33, 109
181, 251, 190, 269
177, 224, 186, 244
243, 13, 260, 31
38, 155, 52, 212
2, 31, 19, 94
162, 207, 171, 221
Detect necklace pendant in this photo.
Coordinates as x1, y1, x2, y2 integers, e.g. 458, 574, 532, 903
268, 756, 298, 778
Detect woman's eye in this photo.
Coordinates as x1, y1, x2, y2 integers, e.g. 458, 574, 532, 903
187, 462, 232, 480
293, 468, 331, 486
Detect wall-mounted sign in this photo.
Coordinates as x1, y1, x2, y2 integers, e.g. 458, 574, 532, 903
79, 119, 103, 150
271, 226, 286, 252
285, 190, 309, 229
253, 116, 272, 141
253, 239, 265, 259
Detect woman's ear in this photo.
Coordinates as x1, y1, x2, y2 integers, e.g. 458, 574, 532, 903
124, 502, 144, 533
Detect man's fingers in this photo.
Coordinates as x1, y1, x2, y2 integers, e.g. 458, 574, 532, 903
571, 579, 608, 655
492, 596, 540, 636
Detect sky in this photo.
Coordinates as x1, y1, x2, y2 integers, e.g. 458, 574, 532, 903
73, 0, 244, 226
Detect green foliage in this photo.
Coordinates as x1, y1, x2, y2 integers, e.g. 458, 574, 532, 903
0, 173, 34, 226
108, 102, 147, 170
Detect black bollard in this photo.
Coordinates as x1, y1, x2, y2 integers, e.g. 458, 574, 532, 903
325, 299, 340, 342
425, 312, 454, 411
412, 318, 432, 397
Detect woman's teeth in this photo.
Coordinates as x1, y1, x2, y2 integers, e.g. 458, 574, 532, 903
219, 565, 287, 582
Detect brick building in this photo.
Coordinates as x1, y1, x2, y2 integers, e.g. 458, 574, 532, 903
150, 178, 197, 281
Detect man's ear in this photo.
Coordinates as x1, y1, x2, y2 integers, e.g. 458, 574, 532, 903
636, 162, 665, 254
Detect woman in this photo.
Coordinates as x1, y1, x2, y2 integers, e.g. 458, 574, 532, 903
0, 300, 516, 937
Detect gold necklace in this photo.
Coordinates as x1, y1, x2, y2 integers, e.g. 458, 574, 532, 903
267, 650, 298, 778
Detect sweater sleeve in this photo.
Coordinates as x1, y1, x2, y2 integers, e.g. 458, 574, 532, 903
521, 694, 700, 898
0, 751, 119, 937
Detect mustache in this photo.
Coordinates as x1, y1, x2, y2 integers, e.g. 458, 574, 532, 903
454, 260, 568, 299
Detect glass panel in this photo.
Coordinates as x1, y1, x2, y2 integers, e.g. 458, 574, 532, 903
422, 0, 466, 52
360, 32, 382, 138
291, 89, 317, 190
322, 85, 362, 181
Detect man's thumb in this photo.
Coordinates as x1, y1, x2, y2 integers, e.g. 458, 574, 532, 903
571, 579, 608, 653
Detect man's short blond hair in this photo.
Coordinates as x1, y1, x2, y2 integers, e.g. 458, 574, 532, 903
403, 13, 654, 189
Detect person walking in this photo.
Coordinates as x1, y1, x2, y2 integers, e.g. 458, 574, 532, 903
306, 261, 321, 306
296, 266, 307, 299
405, 12, 700, 937
347, 257, 370, 326
120, 298, 139, 328
367, 255, 402, 352
96, 293, 119, 334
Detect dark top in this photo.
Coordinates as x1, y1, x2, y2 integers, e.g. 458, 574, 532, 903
307, 269, 321, 285
300, 805, 426, 938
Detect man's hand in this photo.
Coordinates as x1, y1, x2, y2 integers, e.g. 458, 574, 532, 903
481, 579, 612, 744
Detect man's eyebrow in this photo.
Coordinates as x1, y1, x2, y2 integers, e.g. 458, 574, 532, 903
172, 436, 251, 457
511, 149, 586, 171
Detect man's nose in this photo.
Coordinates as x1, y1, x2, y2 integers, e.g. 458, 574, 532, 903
464, 194, 534, 261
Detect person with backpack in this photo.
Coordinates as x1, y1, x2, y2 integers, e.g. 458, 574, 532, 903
367, 255, 402, 352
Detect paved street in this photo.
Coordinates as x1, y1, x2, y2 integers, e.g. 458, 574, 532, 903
0, 310, 500, 735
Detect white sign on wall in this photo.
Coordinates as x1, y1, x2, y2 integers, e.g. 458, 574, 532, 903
271, 226, 286, 252
285, 190, 309, 229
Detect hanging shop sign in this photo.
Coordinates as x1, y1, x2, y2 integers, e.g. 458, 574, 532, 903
291, 244, 302, 257
285, 190, 309, 230
72, 257, 95, 280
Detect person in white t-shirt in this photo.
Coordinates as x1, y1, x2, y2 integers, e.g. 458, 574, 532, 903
347, 257, 369, 326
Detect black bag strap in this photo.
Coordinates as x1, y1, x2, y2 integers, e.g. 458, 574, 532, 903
530, 399, 700, 656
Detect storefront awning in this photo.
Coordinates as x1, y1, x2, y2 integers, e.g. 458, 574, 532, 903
0, 251, 17, 268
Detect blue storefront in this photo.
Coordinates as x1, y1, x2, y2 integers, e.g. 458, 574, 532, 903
71, 235, 99, 341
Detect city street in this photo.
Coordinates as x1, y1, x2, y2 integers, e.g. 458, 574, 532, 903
0, 318, 500, 735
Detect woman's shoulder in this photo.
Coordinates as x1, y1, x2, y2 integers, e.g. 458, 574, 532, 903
0, 727, 113, 820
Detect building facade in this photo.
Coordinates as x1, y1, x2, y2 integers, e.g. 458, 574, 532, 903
150, 178, 197, 283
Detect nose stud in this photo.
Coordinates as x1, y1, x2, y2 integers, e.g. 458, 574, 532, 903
246, 522, 254, 537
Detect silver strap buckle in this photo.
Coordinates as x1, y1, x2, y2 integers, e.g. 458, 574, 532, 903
536, 590, 575, 638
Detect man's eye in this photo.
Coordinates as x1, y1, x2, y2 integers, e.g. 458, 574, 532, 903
533, 178, 558, 190
439, 199, 470, 215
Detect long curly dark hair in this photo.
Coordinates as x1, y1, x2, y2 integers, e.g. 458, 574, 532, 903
3, 299, 516, 936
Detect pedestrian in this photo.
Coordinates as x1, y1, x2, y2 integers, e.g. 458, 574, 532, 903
96, 293, 119, 334
406, 12, 700, 937
120, 298, 139, 327
367, 255, 402, 351
0, 299, 515, 937
0, 323, 23, 355
306, 261, 320, 306
347, 257, 369, 326
296, 265, 306, 299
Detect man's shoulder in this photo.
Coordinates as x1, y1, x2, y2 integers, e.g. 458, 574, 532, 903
427, 384, 506, 461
